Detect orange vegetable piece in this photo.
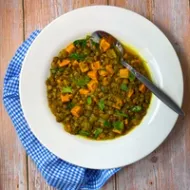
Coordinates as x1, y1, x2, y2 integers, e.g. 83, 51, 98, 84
119, 69, 129, 78
64, 123, 72, 133
61, 94, 72, 103
57, 79, 61, 84
100, 38, 110, 52
87, 70, 97, 80
71, 106, 82, 117
98, 69, 108, 76
91, 61, 101, 70
139, 84, 146, 93
65, 43, 75, 54
112, 129, 122, 134
105, 64, 114, 75
87, 80, 98, 92
113, 97, 123, 109
79, 100, 84, 104
128, 89, 134, 98
79, 62, 89, 72
72, 60, 79, 67
59, 59, 71, 67
102, 78, 109, 86
124, 119, 128, 126
79, 89, 89, 95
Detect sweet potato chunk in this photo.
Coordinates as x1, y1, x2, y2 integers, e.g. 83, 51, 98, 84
71, 106, 82, 117
72, 60, 79, 67
91, 61, 101, 70
139, 84, 146, 93
119, 69, 129, 78
124, 119, 128, 126
61, 94, 72, 102
87, 80, 98, 92
87, 70, 97, 80
105, 64, 114, 75
59, 59, 71, 67
100, 39, 110, 52
98, 69, 108, 77
79, 62, 89, 72
112, 129, 122, 134
112, 97, 123, 110
79, 89, 89, 95
128, 89, 134, 98
102, 78, 109, 86
65, 43, 75, 54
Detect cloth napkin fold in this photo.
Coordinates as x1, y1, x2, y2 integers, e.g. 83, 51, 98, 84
3, 30, 120, 190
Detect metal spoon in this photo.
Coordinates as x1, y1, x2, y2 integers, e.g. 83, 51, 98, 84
91, 30, 184, 116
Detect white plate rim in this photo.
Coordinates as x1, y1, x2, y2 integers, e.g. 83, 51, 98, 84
19, 5, 184, 169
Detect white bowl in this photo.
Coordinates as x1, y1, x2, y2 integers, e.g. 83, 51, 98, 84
20, 6, 183, 169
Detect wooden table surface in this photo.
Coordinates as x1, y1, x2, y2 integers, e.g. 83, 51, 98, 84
0, 0, 190, 189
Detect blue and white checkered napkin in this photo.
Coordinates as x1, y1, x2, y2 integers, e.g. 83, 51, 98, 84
3, 30, 120, 190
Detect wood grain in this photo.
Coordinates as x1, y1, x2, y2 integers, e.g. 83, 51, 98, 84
109, 0, 190, 190
151, 0, 190, 189
110, 0, 152, 19
0, 0, 27, 190
24, 0, 58, 189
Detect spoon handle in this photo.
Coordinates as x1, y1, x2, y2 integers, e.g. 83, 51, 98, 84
121, 60, 184, 116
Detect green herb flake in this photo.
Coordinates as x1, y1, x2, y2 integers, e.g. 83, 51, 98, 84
115, 111, 128, 118
58, 67, 64, 72
74, 39, 87, 47
120, 83, 128, 91
67, 102, 75, 110
104, 121, 111, 127
129, 72, 135, 81
98, 99, 105, 111
50, 68, 57, 74
131, 106, 142, 112
79, 130, 90, 136
87, 96, 92, 105
69, 53, 86, 61
74, 76, 90, 87
62, 86, 72, 93
113, 121, 124, 131
94, 128, 103, 138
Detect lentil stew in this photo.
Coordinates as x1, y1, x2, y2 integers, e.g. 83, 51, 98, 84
46, 35, 152, 140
